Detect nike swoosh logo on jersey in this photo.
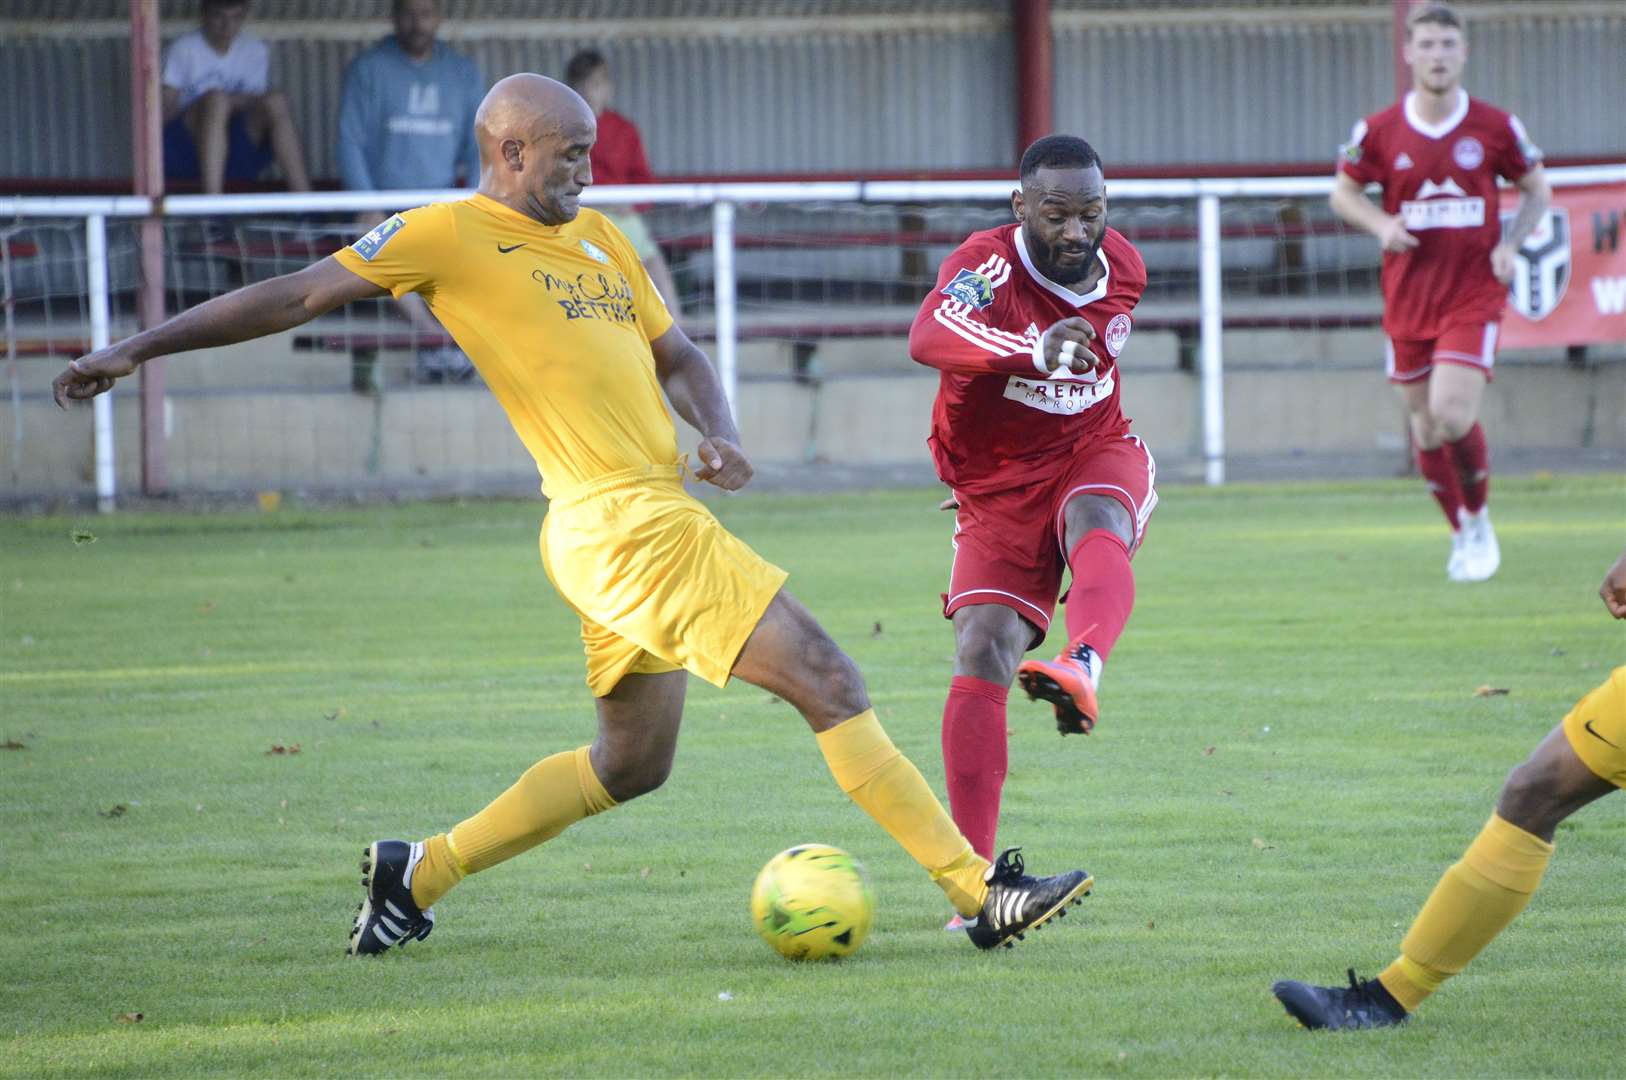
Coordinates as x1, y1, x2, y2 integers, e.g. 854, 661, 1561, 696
1583, 718, 1620, 749
497, 242, 527, 254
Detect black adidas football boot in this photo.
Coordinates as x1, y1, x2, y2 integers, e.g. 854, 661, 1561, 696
964, 847, 1092, 950
347, 839, 436, 956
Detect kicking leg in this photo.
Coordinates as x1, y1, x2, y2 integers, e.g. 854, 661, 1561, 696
1018, 492, 1136, 735
348, 669, 686, 955
732, 589, 1091, 947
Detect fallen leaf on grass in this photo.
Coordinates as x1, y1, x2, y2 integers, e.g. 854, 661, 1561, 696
1251, 837, 1275, 850
870, 621, 884, 638
98, 804, 128, 818
639, 866, 651, 880
324, 706, 347, 721
1203, 745, 1216, 756
2, 739, 26, 750
1473, 685, 1511, 698
1146, 920, 1155, 930
116, 1012, 143, 1024
265, 743, 301, 756
70, 529, 97, 545
197, 600, 216, 615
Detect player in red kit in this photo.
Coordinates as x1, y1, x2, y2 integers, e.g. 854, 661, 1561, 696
1331, 2, 1550, 582
909, 136, 1151, 924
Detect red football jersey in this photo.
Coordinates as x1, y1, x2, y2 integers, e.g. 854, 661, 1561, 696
908, 224, 1148, 496
1339, 90, 1541, 341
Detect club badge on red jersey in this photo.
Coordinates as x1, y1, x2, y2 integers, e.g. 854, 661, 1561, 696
1103, 313, 1133, 358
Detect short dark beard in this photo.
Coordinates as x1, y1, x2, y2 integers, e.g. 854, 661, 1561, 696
1032, 228, 1105, 285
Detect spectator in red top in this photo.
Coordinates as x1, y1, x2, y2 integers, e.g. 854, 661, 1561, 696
564, 50, 682, 317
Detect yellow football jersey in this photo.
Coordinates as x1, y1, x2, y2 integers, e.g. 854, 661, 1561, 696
333, 195, 677, 497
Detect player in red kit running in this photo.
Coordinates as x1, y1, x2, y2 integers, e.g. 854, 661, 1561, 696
1331, 2, 1550, 582
909, 136, 1151, 924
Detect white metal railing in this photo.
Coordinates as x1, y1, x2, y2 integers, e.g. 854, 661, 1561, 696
3, 163, 1622, 508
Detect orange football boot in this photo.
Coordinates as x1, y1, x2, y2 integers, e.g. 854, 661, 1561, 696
1017, 642, 1099, 735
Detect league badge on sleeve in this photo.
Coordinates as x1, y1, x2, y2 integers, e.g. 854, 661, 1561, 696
1338, 119, 1367, 165
941, 267, 997, 310
351, 214, 407, 262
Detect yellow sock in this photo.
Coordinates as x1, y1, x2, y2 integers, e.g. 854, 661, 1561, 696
1377, 814, 1554, 1012
410, 746, 617, 910
408, 833, 464, 910
816, 709, 989, 916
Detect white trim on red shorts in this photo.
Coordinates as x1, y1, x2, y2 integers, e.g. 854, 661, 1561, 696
1051, 434, 1159, 558
943, 586, 1053, 628
945, 510, 1054, 628
1386, 323, 1498, 383
1434, 322, 1498, 373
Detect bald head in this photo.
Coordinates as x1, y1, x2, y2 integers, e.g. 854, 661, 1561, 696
475, 74, 597, 225
476, 74, 593, 159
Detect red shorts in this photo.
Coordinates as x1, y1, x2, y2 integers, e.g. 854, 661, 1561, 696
942, 433, 1157, 648
1386, 320, 1499, 384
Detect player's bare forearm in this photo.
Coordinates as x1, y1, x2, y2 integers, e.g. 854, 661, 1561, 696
1501, 166, 1552, 251
651, 328, 738, 443
54, 258, 386, 407
1328, 176, 1390, 238
649, 326, 750, 489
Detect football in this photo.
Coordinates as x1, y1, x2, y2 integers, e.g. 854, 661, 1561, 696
750, 844, 875, 961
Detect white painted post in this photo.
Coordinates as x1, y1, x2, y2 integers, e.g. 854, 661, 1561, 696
711, 199, 738, 418
1197, 193, 1226, 486
86, 213, 116, 512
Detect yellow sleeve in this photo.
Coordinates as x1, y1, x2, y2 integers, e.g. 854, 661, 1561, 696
599, 215, 674, 344
332, 204, 456, 301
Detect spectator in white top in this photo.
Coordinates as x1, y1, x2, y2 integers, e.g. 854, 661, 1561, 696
161, 0, 311, 193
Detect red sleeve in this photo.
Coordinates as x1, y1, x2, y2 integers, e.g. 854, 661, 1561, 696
1495, 112, 1541, 182
909, 242, 1039, 376
1337, 116, 1384, 186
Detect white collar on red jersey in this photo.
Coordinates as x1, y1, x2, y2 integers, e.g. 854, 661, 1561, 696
1403, 88, 1469, 140
1013, 224, 1110, 307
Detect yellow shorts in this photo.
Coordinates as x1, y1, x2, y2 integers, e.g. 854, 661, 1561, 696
600, 209, 659, 261
1562, 666, 1626, 788
541, 463, 789, 697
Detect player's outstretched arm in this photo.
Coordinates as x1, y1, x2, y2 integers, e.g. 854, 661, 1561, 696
648, 323, 752, 491
1600, 545, 1626, 619
53, 257, 388, 408
1329, 172, 1416, 254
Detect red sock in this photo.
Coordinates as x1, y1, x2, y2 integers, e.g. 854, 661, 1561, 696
941, 675, 1008, 860
1064, 529, 1136, 661
1446, 423, 1489, 514
1417, 445, 1465, 528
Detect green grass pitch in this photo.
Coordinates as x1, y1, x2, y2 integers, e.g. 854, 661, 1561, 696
3, 474, 1622, 1078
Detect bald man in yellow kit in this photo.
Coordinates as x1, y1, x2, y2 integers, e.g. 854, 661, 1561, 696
55, 74, 1092, 956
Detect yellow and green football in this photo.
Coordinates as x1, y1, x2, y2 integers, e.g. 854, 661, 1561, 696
750, 844, 875, 961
